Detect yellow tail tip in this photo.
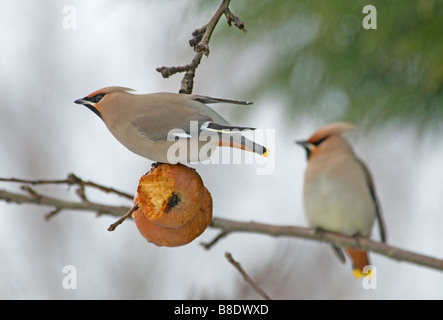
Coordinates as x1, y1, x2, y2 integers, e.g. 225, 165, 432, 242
352, 269, 364, 279
262, 148, 270, 157
352, 268, 372, 279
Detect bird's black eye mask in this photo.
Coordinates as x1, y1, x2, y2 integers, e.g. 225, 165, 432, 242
85, 93, 106, 103
299, 135, 330, 160
82, 93, 106, 119
311, 135, 329, 146
75, 93, 106, 119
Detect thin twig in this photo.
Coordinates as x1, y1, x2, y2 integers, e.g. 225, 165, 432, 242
201, 230, 230, 250
0, 188, 129, 218
0, 174, 133, 200
20, 185, 41, 200
108, 203, 139, 231
156, 0, 247, 94
225, 252, 272, 300
223, 7, 247, 31
68, 174, 133, 199
44, 208, 62, 221
156, 65, 191, 79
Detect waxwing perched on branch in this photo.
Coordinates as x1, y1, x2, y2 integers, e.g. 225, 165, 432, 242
75, 87, 269, 163
296, 122, 387, 278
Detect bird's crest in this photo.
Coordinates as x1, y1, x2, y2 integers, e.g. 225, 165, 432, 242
86, 86, 135, 99
307, 122, 354, 144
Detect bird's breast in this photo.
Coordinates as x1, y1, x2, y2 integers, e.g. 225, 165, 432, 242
303, 170, 376, 237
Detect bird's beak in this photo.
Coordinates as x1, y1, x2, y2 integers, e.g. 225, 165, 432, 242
74, 97, 102, 119
295, 140, 313, 160
74, 98, 87, 105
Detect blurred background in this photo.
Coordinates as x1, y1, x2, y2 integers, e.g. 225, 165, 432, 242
0, 0, 442, 299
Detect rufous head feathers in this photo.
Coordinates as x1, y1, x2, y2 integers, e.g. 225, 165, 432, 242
306, 122, 355, 144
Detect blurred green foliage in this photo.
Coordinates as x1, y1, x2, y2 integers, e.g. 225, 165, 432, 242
194, 0, 443, 129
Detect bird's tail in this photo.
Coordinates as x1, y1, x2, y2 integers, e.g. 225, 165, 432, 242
345, 248, 371, 279
207, 123, 269, 157
218, 135, 269, 157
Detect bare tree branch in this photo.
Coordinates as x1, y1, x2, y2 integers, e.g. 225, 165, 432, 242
156, 0, 247, 94
0, 174, 133, 200
225, 252, 271, 300
210, 218, 443, 272
1, 182, 442, 273
0, 188, 128, 217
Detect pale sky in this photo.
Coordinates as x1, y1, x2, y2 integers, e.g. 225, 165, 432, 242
0, 0, 442, 299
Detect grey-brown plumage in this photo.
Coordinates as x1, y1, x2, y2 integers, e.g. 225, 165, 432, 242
296, 122, 386, 277
75, 87, 269, 163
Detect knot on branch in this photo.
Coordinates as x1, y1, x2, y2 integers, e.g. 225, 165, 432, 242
224, 8, 247, 32
195, 43, 210, 56
189, 26, 210, 55
156, 65, 191, 79
67, 173, 82, 185
67, 173, 88, 202
189, 26, 206, 48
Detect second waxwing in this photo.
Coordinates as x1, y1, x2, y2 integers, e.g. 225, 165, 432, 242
75, 86, 269, 164
296, 122, 387, 278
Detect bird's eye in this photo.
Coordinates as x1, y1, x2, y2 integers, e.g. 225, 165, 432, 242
312, 136, 329, 146
91, 93, 105, 103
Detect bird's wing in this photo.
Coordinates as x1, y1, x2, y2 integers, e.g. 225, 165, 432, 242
357, 159, 387, 243
131, 107, 213, 142
191, 95, 253, 106
129, 92, 252, 142
203, 122, 256, 133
